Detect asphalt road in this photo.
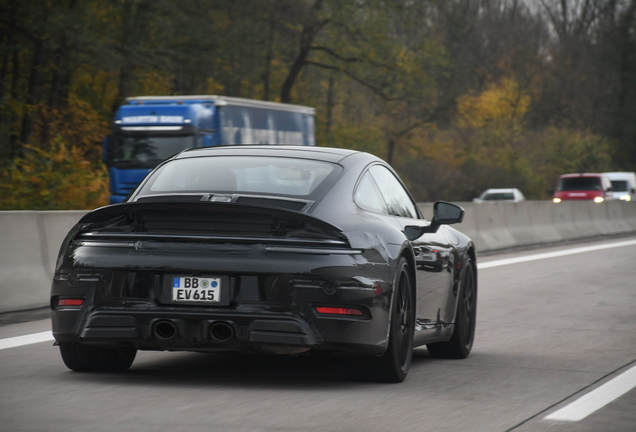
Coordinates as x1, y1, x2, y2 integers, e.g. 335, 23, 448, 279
1, 236, 636, 432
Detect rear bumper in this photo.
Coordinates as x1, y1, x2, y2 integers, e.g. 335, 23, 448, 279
53, 308, 316, 350
52, 306, 388, 355
51, 264, 393, 356
51, 236, 395, 355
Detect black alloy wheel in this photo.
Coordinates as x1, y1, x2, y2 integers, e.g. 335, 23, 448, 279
344, 257, 415, 383
458, 261, 477, 350
392, 258, 415, 375
427, 259, 477, 359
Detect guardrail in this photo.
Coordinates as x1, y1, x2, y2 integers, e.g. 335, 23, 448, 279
1, 201, 635, 314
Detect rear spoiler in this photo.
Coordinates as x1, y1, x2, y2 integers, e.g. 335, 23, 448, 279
78, 201, 347, 242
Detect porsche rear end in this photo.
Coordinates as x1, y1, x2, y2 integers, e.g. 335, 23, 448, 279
51, 202, 392, 356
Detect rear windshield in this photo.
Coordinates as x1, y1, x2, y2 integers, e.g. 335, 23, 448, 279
138, 156, 338, 197
610, 180, 628, 192
481, 192, 514, 201
558, 177, 601, 191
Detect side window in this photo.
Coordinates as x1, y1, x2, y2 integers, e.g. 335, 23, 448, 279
369, 165, 418, 219
354, 171, 388, 214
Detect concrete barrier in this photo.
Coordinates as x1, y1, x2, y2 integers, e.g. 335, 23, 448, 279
552, 202, 585, 240
573, 201, 603, 237
0, 212, 51, 314
620, 202, 636, 230
605, 201, 635, 233
1, 201, 636, 314
417, 200, 636, 253
472, 202, 517, 250
0, 211, 86, 313
525, 201, 563, 244
502, 202, 540, 246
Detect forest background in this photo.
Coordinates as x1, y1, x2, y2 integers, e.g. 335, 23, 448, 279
1, 0, 635, 209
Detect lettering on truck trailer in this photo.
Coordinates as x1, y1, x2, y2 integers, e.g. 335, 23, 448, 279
223, 124, 304, 145
121, 116, 185, 124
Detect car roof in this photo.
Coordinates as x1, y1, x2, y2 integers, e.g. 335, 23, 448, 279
559, 173, 606, 178
175, 145, 364, 164
604, 172, 636, 179
482, 188, 519, 193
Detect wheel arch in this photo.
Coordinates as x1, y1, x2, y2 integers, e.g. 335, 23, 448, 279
400, 245, 417, 300
383, 245, 417, 345
467, 245, 477, 293
456, 244, 477, 319
446, 244, 477, 326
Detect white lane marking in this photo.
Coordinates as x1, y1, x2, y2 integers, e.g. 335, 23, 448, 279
544, 364, 636, 422
478, 239, 636, 269
0, 331, 54, 350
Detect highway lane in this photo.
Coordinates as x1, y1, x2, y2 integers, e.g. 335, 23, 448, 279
1, 236, 635, 432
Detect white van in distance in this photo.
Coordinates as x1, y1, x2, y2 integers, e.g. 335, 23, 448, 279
604, 172, 636, 201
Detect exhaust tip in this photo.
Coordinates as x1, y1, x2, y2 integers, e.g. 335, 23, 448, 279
153, 320, 178, 340
209, 322, 234, 343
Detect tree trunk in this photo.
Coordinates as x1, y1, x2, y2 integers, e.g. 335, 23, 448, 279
111, 0, 136, 114
326, 74, 335, 135
41, 0, 80, 145
8, 49, 20, 153
19, 39, 45, 147
261, 5, 279, 101
0, 0, 18, 103
387, 138, 396, 165
280, 0, 325, 103
0, 30, 13, 103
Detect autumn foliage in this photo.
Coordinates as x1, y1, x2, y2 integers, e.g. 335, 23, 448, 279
0, 139, 108, 210
0, 0, 633, 208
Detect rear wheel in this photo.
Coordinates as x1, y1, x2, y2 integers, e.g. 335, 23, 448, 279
345, 257, 414, 383
59, 343, 136, 372
427, 259, 476, 359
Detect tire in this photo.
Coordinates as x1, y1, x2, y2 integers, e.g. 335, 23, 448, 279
59, 344, 137, 372
344, 257, 415, 383
427, 259, 477, 359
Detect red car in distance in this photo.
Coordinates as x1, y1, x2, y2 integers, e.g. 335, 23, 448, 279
553, 173, 613, 203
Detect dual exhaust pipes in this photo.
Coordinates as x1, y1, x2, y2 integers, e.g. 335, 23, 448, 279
152, 320, 235, 343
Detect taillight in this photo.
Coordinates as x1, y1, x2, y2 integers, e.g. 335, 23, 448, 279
315, 306, 364, 316
374, 281, 383, 296
57, 298, 84, 306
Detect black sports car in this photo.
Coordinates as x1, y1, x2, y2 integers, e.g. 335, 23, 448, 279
51, 146, 477, 382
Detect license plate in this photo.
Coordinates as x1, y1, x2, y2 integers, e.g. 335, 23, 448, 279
171, 276, 221, 303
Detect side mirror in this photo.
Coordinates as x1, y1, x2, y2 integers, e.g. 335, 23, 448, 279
404, 201, 464, 240
631, 188, 635, 194
434, 201, 464, 225
606, 187, 612, 192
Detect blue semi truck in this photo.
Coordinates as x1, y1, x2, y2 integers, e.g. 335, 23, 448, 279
104, 95, 316, 204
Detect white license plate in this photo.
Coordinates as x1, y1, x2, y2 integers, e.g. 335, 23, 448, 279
172, 276, 221, 303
